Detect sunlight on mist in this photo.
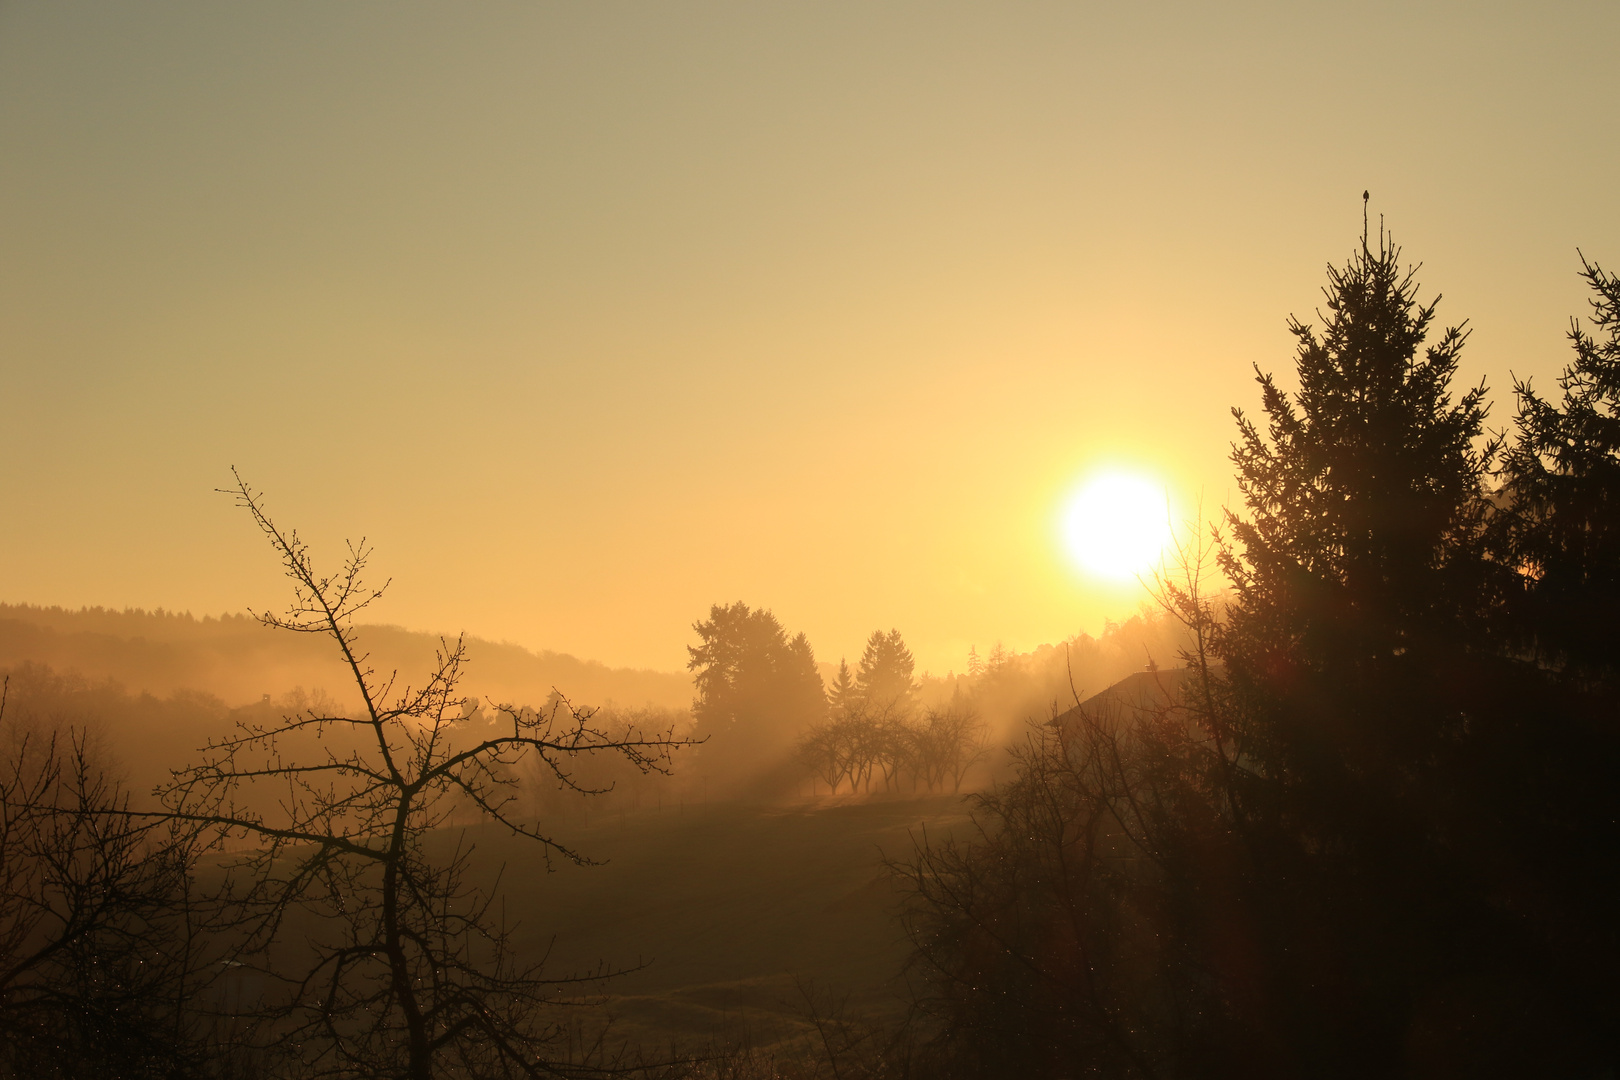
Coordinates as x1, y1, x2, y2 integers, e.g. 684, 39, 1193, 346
1059, 469, 1174, 584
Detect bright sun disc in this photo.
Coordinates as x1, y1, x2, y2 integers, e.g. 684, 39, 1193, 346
1061, 471, 1172, 583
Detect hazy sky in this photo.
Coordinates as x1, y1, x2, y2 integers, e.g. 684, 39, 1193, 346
3, 2, 1617, 675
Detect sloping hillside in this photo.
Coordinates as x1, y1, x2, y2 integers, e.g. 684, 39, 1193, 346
0, 603, 691, 710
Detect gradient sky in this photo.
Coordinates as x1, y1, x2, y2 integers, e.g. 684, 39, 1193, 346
3, 2, 1618, 675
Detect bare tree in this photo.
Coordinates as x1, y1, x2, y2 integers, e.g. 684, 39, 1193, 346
911, 707, 988, 795
157, 474, 688, 1079
799, 702, 987, 798
0, 681, 226, 1079
890, 520, 1242, 1079
798, 724, 848, 795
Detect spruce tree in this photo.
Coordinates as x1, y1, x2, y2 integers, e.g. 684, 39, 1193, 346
855, 629, 916, 715
1492, 255, 1620, 1061
1501, 254, 1620, 682
1221, 224, 1496, 783
687, 602, 826, 764
826, 657, 860, 718
784, 631, 828, 729
1216, 224, 1505, 1070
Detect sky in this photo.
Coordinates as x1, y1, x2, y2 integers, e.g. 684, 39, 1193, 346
2, 1, 1618, 675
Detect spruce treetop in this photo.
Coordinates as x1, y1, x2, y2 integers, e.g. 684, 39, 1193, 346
1223, 225, 1496, 654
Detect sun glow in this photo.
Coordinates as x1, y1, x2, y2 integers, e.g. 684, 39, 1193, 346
1060, 469, 1174, 584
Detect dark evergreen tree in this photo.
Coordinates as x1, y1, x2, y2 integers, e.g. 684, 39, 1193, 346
784, 630, 827, 724
1487, 254, 1620, 1064
854, 629, 916, 715
1212, 228, 1612, 1074
1501, 254, 1620, 681
1223, 229, 1495, 666
826, 657, 859, 719
1220, 224, 1499, 809
687, 602, 827, 766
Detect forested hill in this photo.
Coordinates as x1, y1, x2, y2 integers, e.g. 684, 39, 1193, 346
0, 603, 691, 710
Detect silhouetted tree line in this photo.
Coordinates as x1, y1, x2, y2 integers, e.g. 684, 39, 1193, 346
897, 232, 1620, 1077
684, 612, 993, 797
931, 621, 1200, 758
0, 602, 693, 716
799, 702, 987, 797
0, 692, 242, 1079
683, 587, 1199, 801
799, 633, 987, 795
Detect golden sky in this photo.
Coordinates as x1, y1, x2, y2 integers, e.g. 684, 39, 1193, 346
2, 2, 1617, 675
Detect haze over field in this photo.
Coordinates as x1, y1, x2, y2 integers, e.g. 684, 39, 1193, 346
4, 2, 1617, 673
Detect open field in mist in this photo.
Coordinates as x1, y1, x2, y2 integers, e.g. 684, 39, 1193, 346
481, 796, 971, 1052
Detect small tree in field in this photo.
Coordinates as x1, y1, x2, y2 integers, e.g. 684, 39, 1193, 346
797, 723, 848, 795
160, 474, 686, 1079
911, 705, 988, 794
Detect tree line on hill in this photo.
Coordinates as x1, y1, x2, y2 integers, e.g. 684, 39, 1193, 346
0, 603, 692, 714
685, 608, 993, 796
682, 600, 1195, 800
798, 635, 987, 795
0, 601, 1182, 820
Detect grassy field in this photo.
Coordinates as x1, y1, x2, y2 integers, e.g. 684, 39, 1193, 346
457, 794, 976, 1055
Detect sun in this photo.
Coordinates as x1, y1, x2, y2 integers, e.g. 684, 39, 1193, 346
1060, 469, 1173, 583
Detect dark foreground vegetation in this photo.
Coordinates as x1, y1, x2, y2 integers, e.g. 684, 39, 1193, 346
894, 233, 1620, 1079
4, 222, 1620, 1077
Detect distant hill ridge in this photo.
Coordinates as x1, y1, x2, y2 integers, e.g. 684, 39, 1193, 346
0, 603, 691, 710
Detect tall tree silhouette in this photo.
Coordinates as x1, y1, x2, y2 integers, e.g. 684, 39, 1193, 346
1501, 254, 1620, 681
687, 603, 826, 769
1220, 223, 1498, 804
826, 658, 859, 719
1486, 253, 1620, 1067
1209, 228, 1610, 1073
854, 630, 916, 716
